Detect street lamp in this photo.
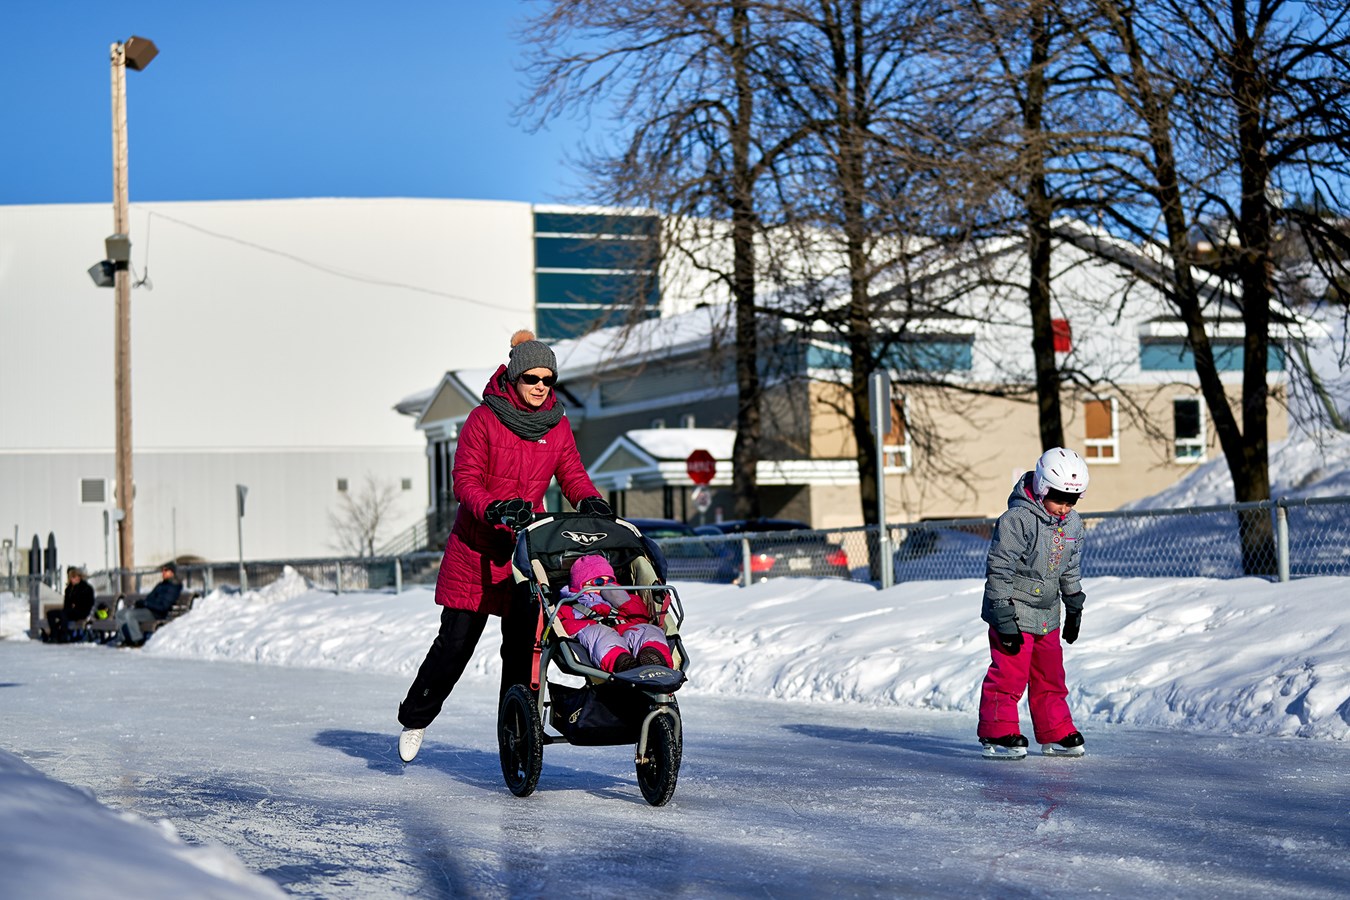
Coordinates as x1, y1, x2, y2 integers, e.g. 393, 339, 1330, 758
108, 35, 157, 592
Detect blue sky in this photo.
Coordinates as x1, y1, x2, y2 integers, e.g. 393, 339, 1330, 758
1, 1, 592, 206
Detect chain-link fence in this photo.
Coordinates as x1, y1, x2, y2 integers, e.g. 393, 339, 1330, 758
17, 496, 1344, 634
658, 496, 1350, 586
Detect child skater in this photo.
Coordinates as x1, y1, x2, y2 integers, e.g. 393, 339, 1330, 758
559, 554, 673, 673
978, 447, 1089, 759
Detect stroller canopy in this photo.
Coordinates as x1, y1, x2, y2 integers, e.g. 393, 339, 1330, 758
513, 513, 668, 588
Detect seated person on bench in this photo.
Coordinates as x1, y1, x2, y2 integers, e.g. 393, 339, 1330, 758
114, 561, 182, 646
558, 554, 673, 673
45, 566, 95, 643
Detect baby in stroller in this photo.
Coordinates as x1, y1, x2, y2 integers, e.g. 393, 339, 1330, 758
559, 554, 674, 673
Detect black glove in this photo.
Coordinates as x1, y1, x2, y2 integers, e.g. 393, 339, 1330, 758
486, 498, 534, 528
577, 496, 613, 518
1062, 610, 1081, 645
996, 629, 1023, 654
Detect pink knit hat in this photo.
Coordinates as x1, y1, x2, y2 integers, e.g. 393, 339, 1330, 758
569, 554, 617, 593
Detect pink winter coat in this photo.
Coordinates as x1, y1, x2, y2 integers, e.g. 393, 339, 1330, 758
434, 366, 600, 616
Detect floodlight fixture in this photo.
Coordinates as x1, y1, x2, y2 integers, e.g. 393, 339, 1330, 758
124, 36, 158, 71
88, 261, 115, 288
105, 233, 131, 262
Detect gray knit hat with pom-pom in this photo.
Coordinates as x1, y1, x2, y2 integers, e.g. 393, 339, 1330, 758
505, 329, 558, 382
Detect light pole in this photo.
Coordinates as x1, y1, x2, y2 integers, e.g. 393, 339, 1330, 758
109, 35, 157, 592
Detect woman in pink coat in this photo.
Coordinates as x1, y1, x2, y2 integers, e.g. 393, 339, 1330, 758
397, 330, 610, 763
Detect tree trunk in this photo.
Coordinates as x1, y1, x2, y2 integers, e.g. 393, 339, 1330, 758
1024, 1, 1064, 451
729, 0, 762, 521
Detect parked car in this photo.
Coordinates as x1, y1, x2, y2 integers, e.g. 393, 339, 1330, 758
625, 517, 738, 583
892, 525, 990, 581
694, 518, 850, 583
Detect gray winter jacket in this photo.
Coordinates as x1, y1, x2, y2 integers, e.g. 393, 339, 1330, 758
981, 472, 1085, 636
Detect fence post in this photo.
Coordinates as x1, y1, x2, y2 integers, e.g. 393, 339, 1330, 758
395, 557, 403, 594
336, 561, 343, 595
1276, 503, 1290, 583
740, 537, 752, 587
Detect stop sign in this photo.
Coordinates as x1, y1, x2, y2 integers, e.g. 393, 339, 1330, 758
686, 449, 716, 485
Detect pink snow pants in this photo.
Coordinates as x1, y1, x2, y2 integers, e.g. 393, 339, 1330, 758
977, 627, 1077, 744
576, 622, 671, 672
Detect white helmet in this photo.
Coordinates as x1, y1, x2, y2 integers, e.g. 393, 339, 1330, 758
1033, 447, 1089, 498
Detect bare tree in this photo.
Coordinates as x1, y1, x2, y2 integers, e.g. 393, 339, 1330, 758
754, 0, 961, 529
1068, 0, 1350, 571
520, 0, 816, 519
330, 475, 400, 557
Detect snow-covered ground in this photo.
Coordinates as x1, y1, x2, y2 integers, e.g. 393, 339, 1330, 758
3, 431, 1349, 897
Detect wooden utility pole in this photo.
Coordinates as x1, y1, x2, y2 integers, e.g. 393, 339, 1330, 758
110, 41, 135, 592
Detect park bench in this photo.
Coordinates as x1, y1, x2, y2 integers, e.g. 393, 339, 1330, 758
83, 591, 199, 643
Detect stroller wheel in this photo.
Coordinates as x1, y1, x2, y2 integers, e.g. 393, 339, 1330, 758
498, 685, 543, 797
635, 711, 681, 807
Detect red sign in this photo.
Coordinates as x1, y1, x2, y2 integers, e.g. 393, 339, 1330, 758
686, 449, 716, 485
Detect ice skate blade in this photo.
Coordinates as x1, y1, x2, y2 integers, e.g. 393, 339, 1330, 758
981, 745, 1028, 760
1041, 744, 1086, 757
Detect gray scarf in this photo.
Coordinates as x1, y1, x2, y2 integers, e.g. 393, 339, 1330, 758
483, 375, 564, 441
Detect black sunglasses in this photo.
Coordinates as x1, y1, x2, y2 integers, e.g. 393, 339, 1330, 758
517, 373, 556, 387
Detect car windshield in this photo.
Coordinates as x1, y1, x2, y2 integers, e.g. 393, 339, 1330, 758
642, 526, 693, 539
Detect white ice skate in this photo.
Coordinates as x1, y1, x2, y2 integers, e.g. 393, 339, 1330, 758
398, 727, 425, 763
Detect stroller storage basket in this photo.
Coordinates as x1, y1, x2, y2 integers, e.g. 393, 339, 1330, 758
548, 681, 649, 746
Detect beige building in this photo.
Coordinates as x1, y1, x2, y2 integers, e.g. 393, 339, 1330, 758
400, 228, 1291, 537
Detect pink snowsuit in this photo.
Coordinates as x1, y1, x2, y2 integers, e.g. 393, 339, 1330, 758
557, 555, 672, 672
977, 472, 1084, 744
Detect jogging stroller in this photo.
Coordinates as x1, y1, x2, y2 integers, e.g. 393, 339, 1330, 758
497, 512, 689, 806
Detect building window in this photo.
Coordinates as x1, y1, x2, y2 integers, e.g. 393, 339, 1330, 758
401, 478, 413, 491
1083, 398, 1119, 462
883, 389, 911, 473
1174, 397, 1205, 462
1140, 338, 1285, 372
80, 478, 107, 505
533, 211, 661, 341
337, 478, 349, 493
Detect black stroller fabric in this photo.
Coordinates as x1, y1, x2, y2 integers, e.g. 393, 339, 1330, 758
513, 513, 667, 587
548, 681, 651, 745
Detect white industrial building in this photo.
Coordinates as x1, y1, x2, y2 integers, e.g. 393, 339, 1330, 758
0, 197, 554, 573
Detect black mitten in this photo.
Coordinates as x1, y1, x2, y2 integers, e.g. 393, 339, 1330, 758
485, 500, 508, 525
1062, 611, 1081, 645
502, 498, 534, 527
487, 498, 534, 527
578, 496, 613, 518
996, 629, 1024, 654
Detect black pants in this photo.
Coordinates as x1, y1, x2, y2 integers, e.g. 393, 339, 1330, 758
397, 589, 537, 730
45, 610, 69, 642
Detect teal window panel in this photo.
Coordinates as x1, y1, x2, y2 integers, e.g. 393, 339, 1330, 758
1139, 340, 1284, 372
533, 212, 659, 237
536, 271, 659, 306
535, 235, 657, 271
538, 305, 660, 342
806, 337, 973, 372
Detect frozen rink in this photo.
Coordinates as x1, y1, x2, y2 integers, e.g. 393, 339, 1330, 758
3, 570, 1348, 898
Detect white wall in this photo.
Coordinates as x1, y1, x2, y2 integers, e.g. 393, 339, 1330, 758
0, 197, 535, 565
0, 449, 427, 572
